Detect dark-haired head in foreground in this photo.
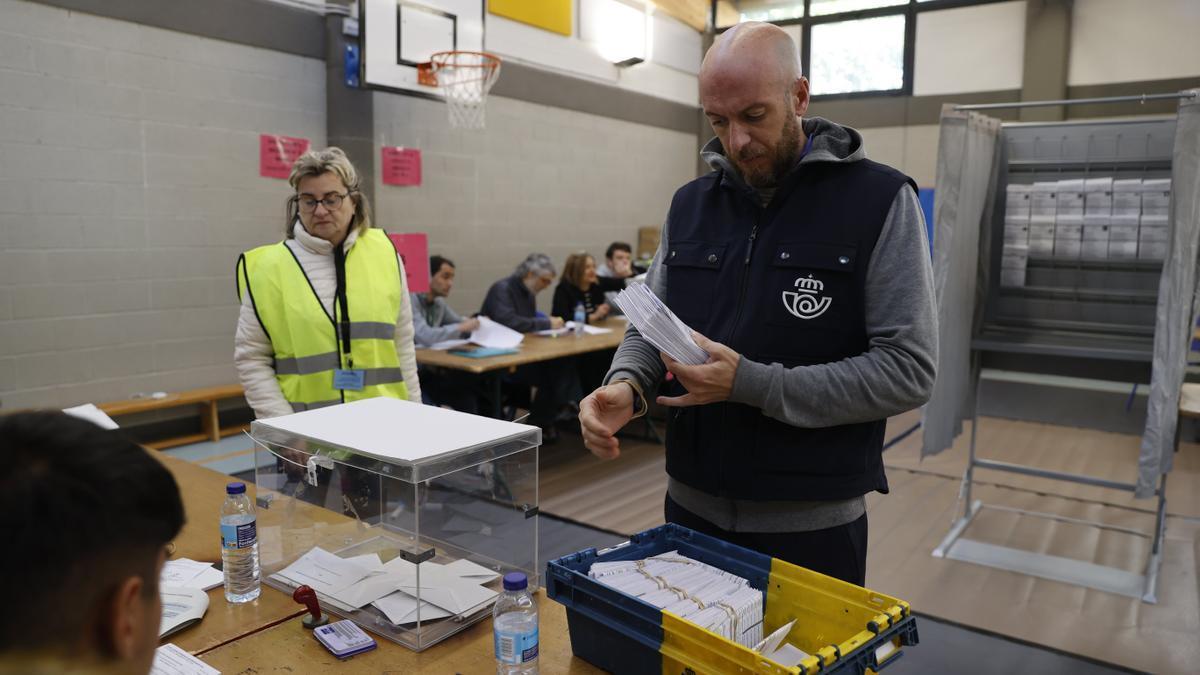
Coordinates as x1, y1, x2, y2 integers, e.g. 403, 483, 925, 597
0, 411, 185, 675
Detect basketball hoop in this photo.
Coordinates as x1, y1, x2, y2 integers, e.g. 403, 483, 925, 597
417, 51, 502, 130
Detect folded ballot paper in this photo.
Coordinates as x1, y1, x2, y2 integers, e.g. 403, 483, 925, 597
612, 283, 709, 366
589, 551, 763, 647
270, 547, 500, 626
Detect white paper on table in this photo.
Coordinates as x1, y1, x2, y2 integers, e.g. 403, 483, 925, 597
372, 591, 453, 625
468, 316, 523, 349
393, 568, 498, 615
253, 397, 537, 465
581, 324, 612, 335
428, 338, 470, 350
443, 558, 501, 583
329, 572, 404, 608
161, 560, 224, 592
62, 403, 119, 429
160, 558, 213, 586
159, 586, 209, 638
151, 643, 220, 675
344, 553, 386, 574
533, 326, 571, 337
275, 547, 372, 597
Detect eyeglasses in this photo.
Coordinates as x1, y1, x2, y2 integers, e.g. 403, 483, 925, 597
295, 192, 350, 213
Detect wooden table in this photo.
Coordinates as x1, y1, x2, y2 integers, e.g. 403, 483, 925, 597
199, 592, 603, 674
157, 454, 605, 672
416, 318, 628, 418
416, 318, 627, 374
156, 454, 307, 654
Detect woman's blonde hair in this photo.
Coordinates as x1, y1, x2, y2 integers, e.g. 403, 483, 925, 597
285, 147, 372, 238
560, 251, 594, 290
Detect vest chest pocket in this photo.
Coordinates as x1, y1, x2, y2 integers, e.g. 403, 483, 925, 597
765, 241, 859, 341
663, 240, 727, 326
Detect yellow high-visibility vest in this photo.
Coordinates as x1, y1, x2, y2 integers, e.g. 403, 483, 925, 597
237, 229, 408, 411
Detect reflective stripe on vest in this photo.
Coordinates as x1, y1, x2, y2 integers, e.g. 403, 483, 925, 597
237, 229, 408, 408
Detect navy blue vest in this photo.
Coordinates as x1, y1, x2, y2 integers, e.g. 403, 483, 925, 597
662, 156, 915, 501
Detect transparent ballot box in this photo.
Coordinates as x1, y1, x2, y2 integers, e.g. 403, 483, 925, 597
249, 397, 539, 651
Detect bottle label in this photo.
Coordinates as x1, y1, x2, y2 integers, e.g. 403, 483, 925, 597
494, 625, 538, 665
221, 520, 257, 550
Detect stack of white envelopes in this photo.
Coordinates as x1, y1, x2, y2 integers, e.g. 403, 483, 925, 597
612, 283, 708, 366
589, 550, 763, 647
271, 546, 501, 625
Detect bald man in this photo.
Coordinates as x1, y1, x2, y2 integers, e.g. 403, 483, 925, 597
578, 22, 936, 585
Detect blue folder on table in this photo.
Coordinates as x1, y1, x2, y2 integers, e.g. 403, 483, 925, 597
449, 347, 519, 358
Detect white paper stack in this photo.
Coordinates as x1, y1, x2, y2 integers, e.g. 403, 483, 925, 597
1054, 213, 1083, 259
589, 551, 764, 647
1112, 178, 1142, 216
161, 558, 224, 592
1003, 184, 1030, 246
270, 547, 501, 626
1084, 177, 1113, 216
1000, 243, 1028, 287
612, 283, 709, 366
1055, 178, 1085, 218
1139, 215, 1168, 261
1082, 214, 1111, 259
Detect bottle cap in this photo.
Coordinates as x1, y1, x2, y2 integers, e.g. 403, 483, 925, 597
502, 571, 527, 591
226, 482, 246, 495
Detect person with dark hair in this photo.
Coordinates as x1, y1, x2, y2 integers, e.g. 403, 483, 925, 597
412, 254, 483, 414
411, 255, 480, 347
596, 242, 637, 315
0, 411, 185, 675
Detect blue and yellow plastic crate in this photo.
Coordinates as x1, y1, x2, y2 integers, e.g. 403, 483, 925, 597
546, 524, 918, 675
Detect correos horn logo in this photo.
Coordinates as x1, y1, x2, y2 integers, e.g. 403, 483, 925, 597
782, 274, 832, 320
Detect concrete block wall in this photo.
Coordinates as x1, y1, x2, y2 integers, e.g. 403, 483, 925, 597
0, 0, 325, 410
372, 93, 697, 315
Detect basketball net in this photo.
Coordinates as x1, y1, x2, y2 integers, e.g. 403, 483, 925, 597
419, 51, 502, 130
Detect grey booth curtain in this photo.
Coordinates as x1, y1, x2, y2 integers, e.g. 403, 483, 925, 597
1138, 89, 1200, 497
921, 106, 1003, 458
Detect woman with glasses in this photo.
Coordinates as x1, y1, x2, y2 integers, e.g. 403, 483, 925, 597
234, 147, 421, 421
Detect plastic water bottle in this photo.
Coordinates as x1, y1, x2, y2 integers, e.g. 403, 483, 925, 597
493, 572, 538, 674
220, 482, 261, 603
573, 303, 586, 338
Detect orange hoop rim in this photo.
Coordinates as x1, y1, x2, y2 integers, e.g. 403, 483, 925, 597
428, 50, 502, 72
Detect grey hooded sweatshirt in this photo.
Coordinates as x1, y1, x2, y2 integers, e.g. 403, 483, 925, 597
604, 117, 938, 533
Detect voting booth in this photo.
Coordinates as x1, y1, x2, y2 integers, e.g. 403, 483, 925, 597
249, 397, 540, 651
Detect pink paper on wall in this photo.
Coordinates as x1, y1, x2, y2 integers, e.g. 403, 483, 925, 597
259, 134, 310, 179
388, 233, 430, 293
381, 147, 422, 186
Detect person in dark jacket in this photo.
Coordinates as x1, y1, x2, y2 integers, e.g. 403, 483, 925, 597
480, 253, 564, 333
480, 253, 571, 441
577, 22, 937, 586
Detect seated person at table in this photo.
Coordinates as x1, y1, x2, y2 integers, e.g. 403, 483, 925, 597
480, 253, 572, 441
0, 411, 185, 675
595, 241, 637, 314
552, 251, 628, 325
480, 253, 564, 333
553, 251, 626, 396
412, 255, 480, 347
413, 254, 482, 413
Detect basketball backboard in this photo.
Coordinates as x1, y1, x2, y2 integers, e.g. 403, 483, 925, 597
361, 0, 484, 96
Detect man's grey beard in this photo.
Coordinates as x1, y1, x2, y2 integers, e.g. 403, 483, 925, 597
739, 112, 802, 189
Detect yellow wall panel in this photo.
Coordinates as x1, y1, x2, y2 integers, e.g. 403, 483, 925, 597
489, 0, 573, 37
